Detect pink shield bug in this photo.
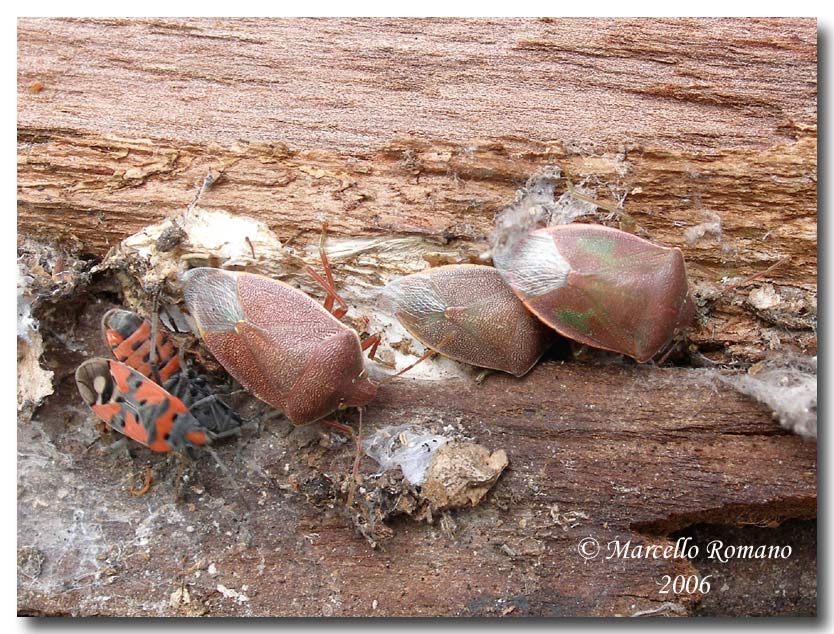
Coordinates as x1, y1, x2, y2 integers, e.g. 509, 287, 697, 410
494, 224, 693, 363
182, 267, 378, 426
381, 264, 552, 377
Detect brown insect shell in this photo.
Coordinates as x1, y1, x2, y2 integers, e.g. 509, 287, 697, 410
182, 267, 376, 425
380, 264, 552, 377
495, 224, 693, 363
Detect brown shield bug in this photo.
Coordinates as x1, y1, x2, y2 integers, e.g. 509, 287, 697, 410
493, 224, 693, 363
381, 264, 552, 376
182, 266, 378, 426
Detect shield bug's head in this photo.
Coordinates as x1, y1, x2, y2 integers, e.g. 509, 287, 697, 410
341, 371, 378, 409
381, 264, 552, 377
495, 224, 693, 363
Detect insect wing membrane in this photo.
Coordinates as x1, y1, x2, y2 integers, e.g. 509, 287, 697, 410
182, 267, 246, 333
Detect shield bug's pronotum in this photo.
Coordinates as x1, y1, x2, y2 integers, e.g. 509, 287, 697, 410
381, 264, 552, 377
494, 224, 693, 363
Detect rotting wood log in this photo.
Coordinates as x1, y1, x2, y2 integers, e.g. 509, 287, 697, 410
17, 17, 818, 364
17, 17, 817, 617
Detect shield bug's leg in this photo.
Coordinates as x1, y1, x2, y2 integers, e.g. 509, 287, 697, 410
319, 416, 364, 507
305, 221, 350, 319
319, 418, 362, 505
129, 465, 153, 497
565, 179, 636, 227
360, 334, 380, 361
320, 419, 355, 437
305, 265, 349, 319
474, 368, 495, 385
655, 344, 676, 366
317, 221, 337, 292
346, 408, 364, 508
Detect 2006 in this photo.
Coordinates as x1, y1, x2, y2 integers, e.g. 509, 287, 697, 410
658, 575, 713, 594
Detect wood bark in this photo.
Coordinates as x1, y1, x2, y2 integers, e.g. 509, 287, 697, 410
17, 18, 817, 617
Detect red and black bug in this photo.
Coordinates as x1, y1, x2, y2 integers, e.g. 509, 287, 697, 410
77, 309, 245, 453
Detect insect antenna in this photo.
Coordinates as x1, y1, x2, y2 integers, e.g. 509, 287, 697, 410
203, 445, 252, 513
379, 348, 437, 385
148, 292, 163, 386
723, 256, 790, 293
378, 332, 456, 386
565, 179, 636, 227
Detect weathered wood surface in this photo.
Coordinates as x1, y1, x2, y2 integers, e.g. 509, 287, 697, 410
17, 18, 817, 616
17, 300, 817, 615
17, 17, 818, 363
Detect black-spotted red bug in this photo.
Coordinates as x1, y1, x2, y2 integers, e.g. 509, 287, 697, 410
381, 264, 552, 376
75, 358, 214, 453
77, 308, 249, 498
100, 308, 245, 439
102, 308, 181, 383
494, 224, 693, 363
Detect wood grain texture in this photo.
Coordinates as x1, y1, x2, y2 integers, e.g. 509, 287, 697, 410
17, 17, 817, 616
18, 317, 817, 616
17, 18, 816, 150
16, 17, 818, 364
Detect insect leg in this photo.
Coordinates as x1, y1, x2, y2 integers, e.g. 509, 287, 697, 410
474, 368, 496, 385
346, 407, 364, 508
203, 446, 252, 512
148, 293, 163, 386
318, 417, 364, 508
360, 334, 381, 360
305, 265, 349, 319
305, 221, 350, 318
129, 465, 153, 496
